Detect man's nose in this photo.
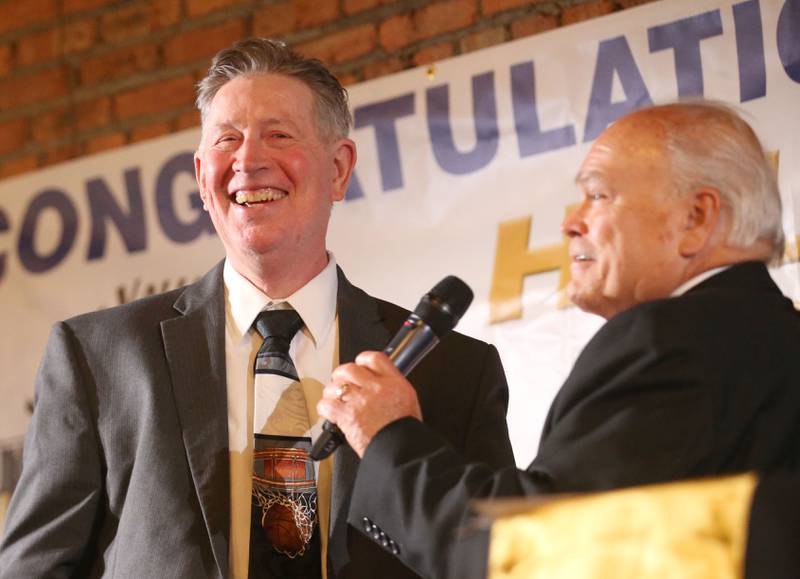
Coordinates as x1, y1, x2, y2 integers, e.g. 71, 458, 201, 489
561, 202, 588, 238
234, 136, 271, 173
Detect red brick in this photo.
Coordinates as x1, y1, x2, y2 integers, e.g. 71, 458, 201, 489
0, 0, 58, 36
0, 155, 38, 179
100, 0, 179, 44
460, 26, 506, 53
344, 0, 379, 15
253, 1, 296, 38
482, 0, 546, 16
0, 67, 69, 110
63, 18, 98, 54
131, 121, 172, 143
618, 0, 658, 7
186, 0, 247, 17
294, 24, 376, 65
363, 57, 405, 81
63, 0, 115, 15
175, 109, 201, 130
379, 13, 415, 51
295, 0, 339, 29
154, 0, 183, 28
45, 142, 82, 166
562, 0, 615, 25
511, 13, 558, 38
114, 75, 196, 120
337, 71, 361, 86
416, 0, 477, 38
413, 42, 453, 66
17, 28, 61, 67
32, 107, 75, 143
80, 43, 159, 86
85, 131, 126, 154
0, 44, 11, 78
75, 97, 112, 131
164, 19, 246, 66
380, 0, 476, 51
0, 118, 28, 156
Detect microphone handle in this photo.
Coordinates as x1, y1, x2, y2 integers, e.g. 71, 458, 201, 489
385, 315, 440, 375
310, 317, 441, 460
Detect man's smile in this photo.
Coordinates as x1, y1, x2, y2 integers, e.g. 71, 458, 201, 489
232, 187, 289, 206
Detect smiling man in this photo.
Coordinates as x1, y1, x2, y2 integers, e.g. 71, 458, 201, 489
0, 39, 514, 579
317, 101, 800, 579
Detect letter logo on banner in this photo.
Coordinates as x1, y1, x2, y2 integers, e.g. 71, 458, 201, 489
584, 36, 653, 141
427, 72, 499, 174
86, 168, 147, 260
18, 189, 78, 274
489, 210, 574, 324
648, 10, 724, 97
156, 152, 214, 243
0, 208, 8, 283
777, 0, 800, 82
733, 0, 767, 101
511, 61, 577, 156
354, 93, 415, 192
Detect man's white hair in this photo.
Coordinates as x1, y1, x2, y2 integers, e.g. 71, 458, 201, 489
652, 101, 784, 263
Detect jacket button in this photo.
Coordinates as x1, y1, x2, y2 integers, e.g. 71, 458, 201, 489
362, 517, 373, 533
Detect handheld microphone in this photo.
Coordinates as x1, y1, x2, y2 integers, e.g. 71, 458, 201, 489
309, 276, 473, 461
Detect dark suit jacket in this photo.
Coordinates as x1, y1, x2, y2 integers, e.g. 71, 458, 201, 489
745, 473, 800, 578
0, 262, 514, 578
347, 262, 800, 578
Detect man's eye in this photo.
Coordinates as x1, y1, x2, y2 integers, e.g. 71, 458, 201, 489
213, 135, 239, 149
587, 192, 606, 201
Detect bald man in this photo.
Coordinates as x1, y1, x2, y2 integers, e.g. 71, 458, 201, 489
317, 101, 800, 579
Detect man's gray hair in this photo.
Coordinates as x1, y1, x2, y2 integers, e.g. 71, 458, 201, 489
196, 37, 351, 140
655, 101, 784, 263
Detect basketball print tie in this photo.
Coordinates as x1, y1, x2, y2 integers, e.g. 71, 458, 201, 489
249, 309, 322, 579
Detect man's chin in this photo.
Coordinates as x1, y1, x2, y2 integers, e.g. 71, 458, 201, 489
567, 287, 607, 318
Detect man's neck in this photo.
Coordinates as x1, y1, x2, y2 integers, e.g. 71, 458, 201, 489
228, 251, 330, 299
679, 240, 772, 289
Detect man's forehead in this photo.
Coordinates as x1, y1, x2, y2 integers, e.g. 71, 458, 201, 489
576, 117, 668, 178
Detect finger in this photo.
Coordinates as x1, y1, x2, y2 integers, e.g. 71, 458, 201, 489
354, 351, 400, 376
316, 396, 343, 424
331, 362, 381, 391
321, 379, 355, 403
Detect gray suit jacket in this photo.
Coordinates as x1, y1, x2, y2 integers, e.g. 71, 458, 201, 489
0, 262, 514, 578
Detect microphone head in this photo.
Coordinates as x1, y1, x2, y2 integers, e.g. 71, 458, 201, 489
413, 276, 474, 337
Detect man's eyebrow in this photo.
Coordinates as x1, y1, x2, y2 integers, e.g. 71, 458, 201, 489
206, 117, 301, 131
261, 117, 300, 131
574, 169, 602, 185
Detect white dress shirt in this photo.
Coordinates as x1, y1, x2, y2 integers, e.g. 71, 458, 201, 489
224, 255, 339, 579
670, 265, 730, 297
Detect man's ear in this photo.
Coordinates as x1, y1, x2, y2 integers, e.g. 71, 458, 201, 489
194, 152, 209, 210
679, 188, 721, 257
330, 138, 357, 203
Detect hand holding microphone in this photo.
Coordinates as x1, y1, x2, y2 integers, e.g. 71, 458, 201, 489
312, 276, 473, 460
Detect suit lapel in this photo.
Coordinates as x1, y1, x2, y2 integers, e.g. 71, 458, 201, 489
162, 262, 230, 578
329, 268, 393, 568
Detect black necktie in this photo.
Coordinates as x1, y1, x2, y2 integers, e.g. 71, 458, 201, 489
254, 309, 304, 381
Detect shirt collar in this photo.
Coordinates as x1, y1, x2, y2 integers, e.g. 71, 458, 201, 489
670, 265, 730, 297
223, 253, 338, 346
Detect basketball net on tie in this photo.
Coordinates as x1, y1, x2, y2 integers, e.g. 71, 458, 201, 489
250, 309, 321, 578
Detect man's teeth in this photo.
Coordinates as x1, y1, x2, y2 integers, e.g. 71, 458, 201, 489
574, 254, 592, 262
235, 189, 287, 205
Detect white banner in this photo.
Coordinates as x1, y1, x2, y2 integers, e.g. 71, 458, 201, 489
1, 0, 798, 491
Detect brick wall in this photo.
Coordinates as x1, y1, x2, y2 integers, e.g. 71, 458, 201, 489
0, 0, 657, 180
